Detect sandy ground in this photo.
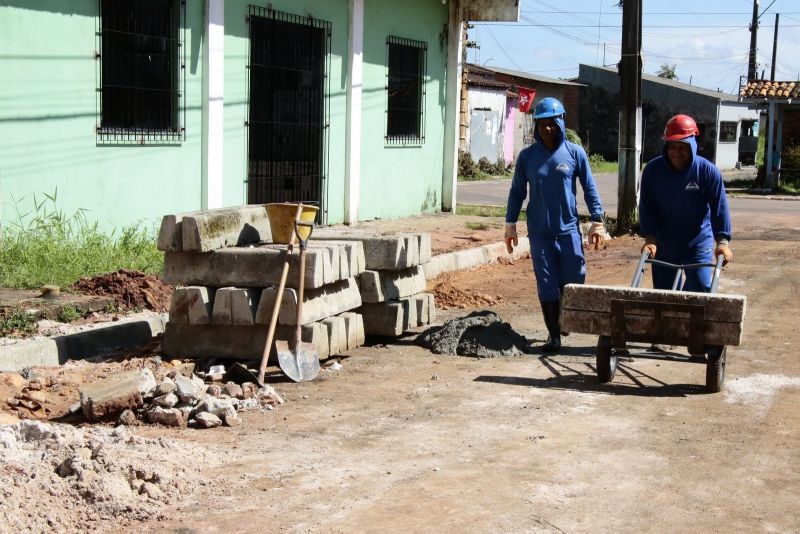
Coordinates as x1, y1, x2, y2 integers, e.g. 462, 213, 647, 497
2, 209, 800, 533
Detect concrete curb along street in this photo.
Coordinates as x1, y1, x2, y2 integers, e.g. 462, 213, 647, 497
0, 239, 525, 373
0, 313, 168, 373
423, 239, 531, 280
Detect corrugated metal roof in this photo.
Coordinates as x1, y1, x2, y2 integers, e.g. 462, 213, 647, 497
580, 64, 740, 101
476, 64, 584, 87
740, 80, 800, 99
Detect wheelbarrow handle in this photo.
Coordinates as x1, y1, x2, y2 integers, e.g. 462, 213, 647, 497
631, 251, 726, 293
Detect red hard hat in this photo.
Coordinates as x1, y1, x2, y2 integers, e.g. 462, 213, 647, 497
663, 114, 699, 141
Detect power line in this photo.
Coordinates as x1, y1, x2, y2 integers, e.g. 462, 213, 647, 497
484, 26, 522, 70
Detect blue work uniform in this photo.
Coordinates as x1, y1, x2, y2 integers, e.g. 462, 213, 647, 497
505, 117, 604, 302
639, 135, 732, 292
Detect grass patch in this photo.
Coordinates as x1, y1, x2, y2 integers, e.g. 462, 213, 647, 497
0, 191, 164, 290
0, 308, 38, 337
57, 304, 82, 323
465, 221, 490, 231
591, 159, 618, 174
456, 204, 527, 220
458, 171, 511, 182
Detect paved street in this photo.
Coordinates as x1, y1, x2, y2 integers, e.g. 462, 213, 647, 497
457, 173, 798, 219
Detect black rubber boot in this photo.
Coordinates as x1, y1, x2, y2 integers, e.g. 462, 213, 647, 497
540, 300, 561, 352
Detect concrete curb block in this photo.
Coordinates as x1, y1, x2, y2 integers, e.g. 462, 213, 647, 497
0, 314, 168, 373
423, 239, 531, 279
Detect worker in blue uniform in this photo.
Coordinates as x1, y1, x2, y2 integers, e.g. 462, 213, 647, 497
639, 114, 733, 293
504, 97, 607, 352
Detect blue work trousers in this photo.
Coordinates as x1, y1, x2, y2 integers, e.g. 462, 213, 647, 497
652, 246, 714, 293
529, 232, 586, 302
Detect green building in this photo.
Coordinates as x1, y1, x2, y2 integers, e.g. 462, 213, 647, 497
0, 0, 518, 231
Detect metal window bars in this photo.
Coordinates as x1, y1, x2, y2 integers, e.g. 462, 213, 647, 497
245, 6, 331, 223
385, 36, 427, 145
96, 0, 185, 144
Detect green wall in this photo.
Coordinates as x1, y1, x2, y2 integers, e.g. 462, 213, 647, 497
0, 0, 451, 232
0, 0, 205, 232
359, 0, 448, 220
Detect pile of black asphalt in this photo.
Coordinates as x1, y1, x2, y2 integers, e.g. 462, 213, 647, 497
417, 310, 536, 358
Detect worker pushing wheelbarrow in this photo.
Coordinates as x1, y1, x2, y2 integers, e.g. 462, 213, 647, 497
563, 113, 746, 392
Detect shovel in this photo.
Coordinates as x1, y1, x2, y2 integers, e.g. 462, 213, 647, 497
275, 219, 320, 382
256, 203, 303, 385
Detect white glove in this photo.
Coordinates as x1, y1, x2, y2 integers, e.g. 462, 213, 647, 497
588, 221, 609, 250
504, 223, 518, 254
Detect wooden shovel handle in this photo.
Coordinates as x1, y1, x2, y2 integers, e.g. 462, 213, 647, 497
257, 203, 304, 384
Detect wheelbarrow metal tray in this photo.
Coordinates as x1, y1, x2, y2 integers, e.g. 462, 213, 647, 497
561, 284, 746, 347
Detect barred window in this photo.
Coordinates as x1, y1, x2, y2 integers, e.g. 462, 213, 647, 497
97, 0, 185, 143
386, 36, 427, 144
719, 121, 737, 143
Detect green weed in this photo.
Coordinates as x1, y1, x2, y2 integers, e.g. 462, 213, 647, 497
0, 190, 163, 290
57, 304, 82, 323
0, 308, 38, 337
465, 221, 489, 231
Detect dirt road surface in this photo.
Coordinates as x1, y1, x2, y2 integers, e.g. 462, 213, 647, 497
4, 206, 800, 533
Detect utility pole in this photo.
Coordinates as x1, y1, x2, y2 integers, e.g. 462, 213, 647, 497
770, 13, 779, 80
748, 0, 759, 80
617, 0, 642, 230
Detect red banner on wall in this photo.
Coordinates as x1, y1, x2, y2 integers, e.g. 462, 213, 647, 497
518, 87, 536, 113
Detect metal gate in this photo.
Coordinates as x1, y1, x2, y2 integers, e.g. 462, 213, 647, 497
247, 7, 330, 219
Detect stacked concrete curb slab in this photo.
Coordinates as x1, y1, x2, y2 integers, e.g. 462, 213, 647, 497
159, 206, 437, 362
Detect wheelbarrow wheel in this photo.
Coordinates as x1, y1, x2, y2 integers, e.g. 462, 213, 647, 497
596, 336, 617, 383
705, 346, 727, 393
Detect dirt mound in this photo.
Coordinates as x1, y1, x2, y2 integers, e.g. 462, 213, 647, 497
417, 310, 533, 357
73, 269, 173, 312
427, 272, 505, 310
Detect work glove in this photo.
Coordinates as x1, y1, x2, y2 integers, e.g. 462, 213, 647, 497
504, 222, 518, 254
715, 241, 733, 266
641, 240, 657, 258
588, 221, 609, 250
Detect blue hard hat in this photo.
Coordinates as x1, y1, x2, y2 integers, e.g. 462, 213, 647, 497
533, 97, 565, 119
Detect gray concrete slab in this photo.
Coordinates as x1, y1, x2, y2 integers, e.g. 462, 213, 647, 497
181, 205, 272, 252
358, 266, 427, 303
163, 247, 326, 289
0, 313, 168, 373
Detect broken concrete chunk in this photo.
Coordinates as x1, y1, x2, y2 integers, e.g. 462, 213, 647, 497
153, 393, 179, 408
174, 375, 205, 404
147, 406, 186, 427
195, 412, 223, 429
79, 370, 147, 422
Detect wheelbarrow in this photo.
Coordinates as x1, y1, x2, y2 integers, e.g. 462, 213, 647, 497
561, 251, 747, 393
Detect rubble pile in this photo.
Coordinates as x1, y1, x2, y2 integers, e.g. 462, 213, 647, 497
79, 363, 284, 428
0, 420, 226, 532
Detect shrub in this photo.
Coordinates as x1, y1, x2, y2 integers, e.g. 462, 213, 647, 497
458, 150, 478, 177
566, 128, 583, 147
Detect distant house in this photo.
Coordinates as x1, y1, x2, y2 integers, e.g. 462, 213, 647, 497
739, 80, 800, 187
462, 64, 583, 165
577, 64, 760, 170
0, 1, 519, 231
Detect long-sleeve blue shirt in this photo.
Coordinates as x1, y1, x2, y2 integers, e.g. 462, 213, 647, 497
506, 117, 604, 237
639, 136, 732, 258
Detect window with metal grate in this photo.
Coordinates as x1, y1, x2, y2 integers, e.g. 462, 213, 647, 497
386, 36, 427, 145
96, 0, 185, 144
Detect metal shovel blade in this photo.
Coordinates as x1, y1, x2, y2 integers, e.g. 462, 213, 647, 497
275, 339, 320, 382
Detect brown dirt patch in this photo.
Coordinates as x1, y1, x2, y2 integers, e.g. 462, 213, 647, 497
73, 269, 173, 312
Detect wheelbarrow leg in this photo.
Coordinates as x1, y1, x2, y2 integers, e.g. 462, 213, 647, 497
596, 335, 618, 383
705, 346, 727, 393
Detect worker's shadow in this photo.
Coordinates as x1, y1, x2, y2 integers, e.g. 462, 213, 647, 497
475, 348, 708, 397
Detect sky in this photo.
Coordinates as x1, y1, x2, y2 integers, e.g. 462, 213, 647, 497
467, 0, 800, 95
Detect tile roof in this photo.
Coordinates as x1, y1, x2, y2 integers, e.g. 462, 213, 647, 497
739, 80, 800, 99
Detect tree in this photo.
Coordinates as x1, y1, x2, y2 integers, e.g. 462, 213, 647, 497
656, 63, 678, 80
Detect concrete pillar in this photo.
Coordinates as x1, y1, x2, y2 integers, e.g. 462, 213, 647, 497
345, 0, 364, 224
766, 100, 776, 188
442, 0, 463, 212
202, 0, 224, 209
